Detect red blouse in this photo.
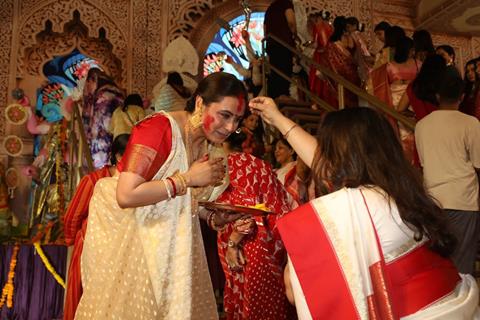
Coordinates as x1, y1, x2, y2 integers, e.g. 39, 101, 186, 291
118, 114, 172, 181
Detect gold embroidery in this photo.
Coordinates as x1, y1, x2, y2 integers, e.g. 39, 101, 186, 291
384, 239, 425, 264
123, 144, 157, 180
312, 198, 369, 319
368, 262, 395, 320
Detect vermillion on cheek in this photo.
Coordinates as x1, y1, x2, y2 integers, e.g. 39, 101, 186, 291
237, 94, 245, 113
203, 114, 215, 133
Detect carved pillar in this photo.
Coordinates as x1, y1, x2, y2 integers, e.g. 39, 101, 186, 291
0, 1, 15, 136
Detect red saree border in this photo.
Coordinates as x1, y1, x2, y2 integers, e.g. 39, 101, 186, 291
121, 144, 157, 180
277, 203, 359, 319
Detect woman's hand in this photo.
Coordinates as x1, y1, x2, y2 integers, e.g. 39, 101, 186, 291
225, 243, 246, 272
213, 210, 248, 229
233, 218, 256, 235
249, 96, 285, 127
184, 155, 225, 187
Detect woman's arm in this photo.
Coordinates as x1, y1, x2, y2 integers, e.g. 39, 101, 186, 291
249, 97, 318, 168
117, 156, 225, 208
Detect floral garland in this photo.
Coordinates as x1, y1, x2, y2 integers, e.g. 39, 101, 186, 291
0, 244, 20, 309
33, 242, 66, 289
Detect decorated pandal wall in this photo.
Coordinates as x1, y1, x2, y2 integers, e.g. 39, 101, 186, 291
0, 0, 479, 317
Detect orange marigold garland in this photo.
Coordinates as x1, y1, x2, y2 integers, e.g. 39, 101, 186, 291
0, 244, 20, 309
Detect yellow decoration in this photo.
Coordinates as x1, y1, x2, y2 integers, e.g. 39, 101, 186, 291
237, 203, 270, 212
251, 203, 269, 211
33, 242, 66, 289
0, 244, 20, 309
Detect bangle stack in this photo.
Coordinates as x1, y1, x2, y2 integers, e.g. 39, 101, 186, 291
207, 210, 225, 231
163, 172, 189, 199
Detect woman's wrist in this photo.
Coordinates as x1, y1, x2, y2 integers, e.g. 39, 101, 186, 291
277, 117, 297, 137
229, 231, 244, 244
182, 171, 193, 187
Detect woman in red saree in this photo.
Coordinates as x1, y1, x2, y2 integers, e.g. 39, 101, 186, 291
370, 36, 420, 163
63, 134, 129, 320
274, 137, 307, 205
308, 11, 333, 103
396, 55, 446, 166
215, 131, 295, 320
318, 16, 360, 108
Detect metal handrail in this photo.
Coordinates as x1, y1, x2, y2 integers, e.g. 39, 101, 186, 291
263, 34, 416, 130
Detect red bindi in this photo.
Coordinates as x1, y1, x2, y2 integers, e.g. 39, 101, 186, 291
236, 94, 245, 113
203, 114, 215, 132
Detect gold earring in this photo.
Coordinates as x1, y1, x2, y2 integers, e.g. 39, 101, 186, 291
189, 106, 203, 129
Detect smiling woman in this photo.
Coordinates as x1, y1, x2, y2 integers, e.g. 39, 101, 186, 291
76, 72, 249, 320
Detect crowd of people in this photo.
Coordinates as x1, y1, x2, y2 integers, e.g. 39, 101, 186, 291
61, 0, 480, 319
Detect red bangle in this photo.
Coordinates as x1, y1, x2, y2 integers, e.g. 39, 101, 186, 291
166, 177, 177, 197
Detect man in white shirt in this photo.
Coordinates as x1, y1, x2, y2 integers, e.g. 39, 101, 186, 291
415, 74, 480, 275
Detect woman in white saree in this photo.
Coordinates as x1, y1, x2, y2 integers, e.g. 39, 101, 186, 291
76, 72, 248, 319
250, 97, 479, 320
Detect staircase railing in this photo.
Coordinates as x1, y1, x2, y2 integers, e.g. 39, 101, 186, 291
262, 34, 416, 130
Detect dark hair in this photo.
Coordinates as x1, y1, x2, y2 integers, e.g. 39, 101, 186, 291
436, 45, 455, 63
384, 25, 405, 48
320, 10, 331, 20
185, 72, 248, 113
437, 73, 465, 105
330, 16, 347, 42
225, 130, 247, 152
167, 72, 191, 99
393, 36, 413, 63
412, 54, 447, 105
346, 17, 359, 30
374, 21, 390, 32
463, 59, 478, 99
86, 67, 102, 81
465, 59, 478, 83
413, 30, 435, 55
273, 137, 297, 165
313, 108, 455, 256
123, 93, 143, 112
86, 68, 115, 89
111, 134, 130, 165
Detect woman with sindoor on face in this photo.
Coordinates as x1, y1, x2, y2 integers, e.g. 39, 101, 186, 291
274, 137, 308, 205
249, 96, 480, 320
215, 130, 296, 320
76, 72, 248, 320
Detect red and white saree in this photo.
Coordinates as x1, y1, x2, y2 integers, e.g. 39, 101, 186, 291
279, 187, 479, 319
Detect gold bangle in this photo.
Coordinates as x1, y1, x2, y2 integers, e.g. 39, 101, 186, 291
172, 172, 187, 196
283, 124, 298, 139
177, 173, 187, 195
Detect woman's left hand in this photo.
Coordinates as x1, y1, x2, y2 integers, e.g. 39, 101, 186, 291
213, 210, 249, 229
226, 245, 246, 272
233, 218, 256, 235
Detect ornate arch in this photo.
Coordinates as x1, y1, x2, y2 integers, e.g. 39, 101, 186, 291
16, 0, 127, 84
168, 0, 373, 76
188, 0, 271, 60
